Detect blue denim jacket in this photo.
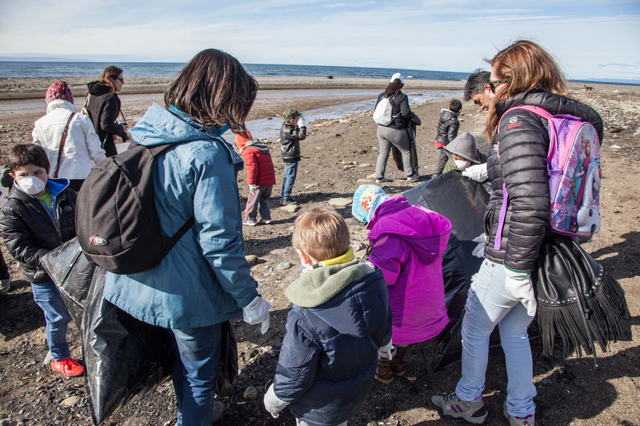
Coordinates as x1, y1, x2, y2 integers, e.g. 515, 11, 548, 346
103, 103, 259, 329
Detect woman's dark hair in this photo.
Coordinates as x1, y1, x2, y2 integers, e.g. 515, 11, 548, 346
384, 79, 404, 98
8, 144, 50, 173
164, 49, 259, 133
99, 66, 123, 94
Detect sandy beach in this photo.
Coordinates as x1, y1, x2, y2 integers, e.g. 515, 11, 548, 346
0, 81, 639, 425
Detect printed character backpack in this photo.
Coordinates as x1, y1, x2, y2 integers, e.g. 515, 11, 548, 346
373, 95, 397, 126
495, 105, 602, 244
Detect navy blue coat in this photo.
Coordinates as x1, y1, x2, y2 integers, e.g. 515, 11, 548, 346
274, 268, 392, 426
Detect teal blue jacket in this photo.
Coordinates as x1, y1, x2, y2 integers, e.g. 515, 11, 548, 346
103, 103, 259, 329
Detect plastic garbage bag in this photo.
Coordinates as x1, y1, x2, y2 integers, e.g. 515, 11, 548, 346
40, 237, 95, 330
41, 240, 238, 424
403, 170, 490, 241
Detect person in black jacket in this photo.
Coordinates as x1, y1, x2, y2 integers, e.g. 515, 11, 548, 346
432, 99, 462, 178
85, 66, 129, 157
263, 208, 392, 426
279, 108, 307, 204
0, 144, 83, 377
430, 40, 603, 426
374, 73, 420, 182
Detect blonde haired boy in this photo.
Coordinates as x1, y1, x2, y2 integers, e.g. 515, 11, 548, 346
264, 207, 392, 426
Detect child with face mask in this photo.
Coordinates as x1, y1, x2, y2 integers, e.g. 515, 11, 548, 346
0, 144, 83, 377
442, 131, 489, 182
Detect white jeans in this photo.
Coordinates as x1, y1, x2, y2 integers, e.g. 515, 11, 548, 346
455, 260, 537, 418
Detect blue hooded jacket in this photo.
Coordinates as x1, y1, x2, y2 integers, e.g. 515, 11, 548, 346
103, 103, 259, 329
274, 260, 392, 426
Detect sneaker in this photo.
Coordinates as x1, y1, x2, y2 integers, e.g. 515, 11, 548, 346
429, 393, 488, 424
243, 219, 259, 226
0, 276, 11, 294
504, 402, 535, 426
407, 173, 420, 181
212, 400, 224, 422
375, 177, 392, 183
51, 357, 84, 377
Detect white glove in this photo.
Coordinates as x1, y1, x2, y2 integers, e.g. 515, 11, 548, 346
378, 341, 395, 360
504, 267, 537, 316
249, 184, 259, 192
297, 115, 307, 128
472, 234, 486, 258
243, 296, 271, 334
264, 384, 289, 418
462, 163, 488, 182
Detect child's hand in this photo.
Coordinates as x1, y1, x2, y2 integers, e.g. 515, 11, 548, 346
264, 384, 289, 418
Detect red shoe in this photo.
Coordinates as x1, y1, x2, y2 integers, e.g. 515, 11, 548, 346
51, 357, 84, 377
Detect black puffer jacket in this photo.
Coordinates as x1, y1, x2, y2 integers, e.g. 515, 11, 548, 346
280, 123, 307, 163
85, 82, 129, 157
375, 92, 412, 129
484, 89, 603, 272
0, 181, 77, 283
435, 109, 460, 146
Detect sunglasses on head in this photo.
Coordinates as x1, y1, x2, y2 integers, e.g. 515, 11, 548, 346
489, 78, 510, 93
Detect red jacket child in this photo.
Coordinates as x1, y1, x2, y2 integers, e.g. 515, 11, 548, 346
235, 132, 276, 187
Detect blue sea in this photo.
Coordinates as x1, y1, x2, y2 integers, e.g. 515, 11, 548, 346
0, 61, 471, 81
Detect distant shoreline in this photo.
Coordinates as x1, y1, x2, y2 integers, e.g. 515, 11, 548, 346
1, 76, 638, 101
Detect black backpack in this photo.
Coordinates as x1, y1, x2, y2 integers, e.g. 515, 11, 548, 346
76, 142, 194, 274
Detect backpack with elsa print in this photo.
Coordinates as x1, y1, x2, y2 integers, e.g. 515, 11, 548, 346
495, 105, 602, 247
373, 95, 398, 126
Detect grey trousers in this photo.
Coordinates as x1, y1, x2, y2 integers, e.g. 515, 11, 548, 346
432, 147, 449, 176
376, 126, 413, 179
245, 185, 272, 221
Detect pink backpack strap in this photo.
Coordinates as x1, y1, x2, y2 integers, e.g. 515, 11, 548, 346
493, 105, 554, 251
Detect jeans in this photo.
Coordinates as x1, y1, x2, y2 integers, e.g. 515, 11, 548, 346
432, 147, 449, 176
281, 161, 298, 200
171, 323, 222, 426
31, 281, 72, 362
455, 260, 536, 418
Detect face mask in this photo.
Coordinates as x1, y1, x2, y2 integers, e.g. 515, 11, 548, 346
17, 176, 47, 195
455, 160, 471, 170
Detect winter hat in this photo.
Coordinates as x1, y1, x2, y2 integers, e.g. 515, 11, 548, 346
390, 72, 404, 84
352, 185, 389, 224
45, 80, 74, 104
234, 131, 253, 149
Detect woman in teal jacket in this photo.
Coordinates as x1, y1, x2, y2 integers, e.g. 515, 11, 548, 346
103, 49, 271, 426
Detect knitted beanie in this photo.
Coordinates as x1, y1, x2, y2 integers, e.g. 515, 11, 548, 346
45, 80, 74, 104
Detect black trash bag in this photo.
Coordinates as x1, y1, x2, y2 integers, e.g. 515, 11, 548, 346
216, 321, 239, 398
40, 237, 96, 330
82, 266, 176, 424
403, 171, 490, 241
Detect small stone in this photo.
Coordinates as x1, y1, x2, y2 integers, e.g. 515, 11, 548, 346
357, 178, 372, 183
359, 163, 371, 167
407, 377, 417, 381
245, 255, 258, 266
341, 161, 357, 165
343, 165, 354, 170
328, 198, 352, 208
60, 396, 80, 407
610, 144, 622, 150
280, 204, 301, 213
243, 386, 258, 401
298, 191, 321, 198
278, 262, 293, 270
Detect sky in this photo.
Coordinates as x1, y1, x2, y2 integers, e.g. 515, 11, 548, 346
1, 0, 640, 81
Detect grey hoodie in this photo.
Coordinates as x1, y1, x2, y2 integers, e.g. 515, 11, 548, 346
444, 131, 481, 164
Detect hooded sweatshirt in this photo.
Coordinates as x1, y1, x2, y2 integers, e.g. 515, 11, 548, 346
85, 82, 128, 156
234, 136, 276, 186
273, 257, 392, 426
367, 196, 452, 344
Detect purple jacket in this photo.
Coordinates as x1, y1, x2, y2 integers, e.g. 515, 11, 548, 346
367, 196, 452, 345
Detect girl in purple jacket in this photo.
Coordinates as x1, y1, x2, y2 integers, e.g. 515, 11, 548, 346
353, 185, 452, 383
